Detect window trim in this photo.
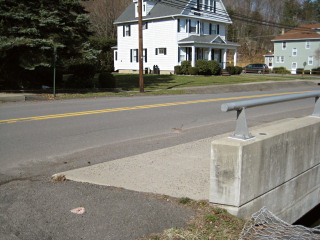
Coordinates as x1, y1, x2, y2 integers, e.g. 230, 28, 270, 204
123, 25, 131, 37
280, 56, 284, 63
156, 48, 167, 55
306, 41, 311, 49
292, 48, 297, 56
292, 62, 297, 70
130, 49, 138, 63
308, 56, 313, 65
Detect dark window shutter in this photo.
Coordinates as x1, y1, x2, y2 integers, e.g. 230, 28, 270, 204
129, 25, 131, 36
164, 48, 167, 55
217, 24, 220, 35
214, 1, 216, 12
178, 48, 180, 62
177, 19, 180, 32
197, 21, 199, 34
123, 25, 125, 37
155, 48, 158, 55
144, 49, 147, 62
209, 23, 212, 35
211, 49, 214, 60
189, 20, 191, 33
135, 49, 138, 62
130, 49, 132, 62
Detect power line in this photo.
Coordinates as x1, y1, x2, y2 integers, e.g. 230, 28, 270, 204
157, 0, 317, 33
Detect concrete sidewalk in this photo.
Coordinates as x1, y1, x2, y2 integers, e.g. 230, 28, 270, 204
56, 137, 214, 201
0, 93, 26, 102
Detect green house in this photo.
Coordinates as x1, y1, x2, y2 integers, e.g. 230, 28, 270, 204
270, 24, 320, 74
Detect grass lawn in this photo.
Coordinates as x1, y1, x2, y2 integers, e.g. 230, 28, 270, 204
56, 73, 316, 99
114, 73, 315, 91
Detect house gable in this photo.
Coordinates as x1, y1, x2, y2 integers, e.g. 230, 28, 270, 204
114, 0, 232, 24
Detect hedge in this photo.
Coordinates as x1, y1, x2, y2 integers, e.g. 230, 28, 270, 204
189, 67, 199, 75
181, 61, 191, 75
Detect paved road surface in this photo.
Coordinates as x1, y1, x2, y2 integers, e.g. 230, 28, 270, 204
0, 85, 319, 240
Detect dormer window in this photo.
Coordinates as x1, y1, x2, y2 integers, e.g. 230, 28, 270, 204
134, 1, 156, 17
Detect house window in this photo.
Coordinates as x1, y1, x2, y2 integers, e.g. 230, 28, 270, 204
130, 49, 147, 63
292, 48, 297, 56
143, 49, 147, 62
177, 19, 186, 32
282, 42, 286, 50
292, 62, 297, 70
130, 49, 138, 62
276, 56, 280, 63
179, 48, 186, 62
210, 24, 217, 35
280, 56, 284, 63
190, 20, 198, 33
123, 25, 131, 37
210, 0, 216, 12
306, 41, 311, 49
143, 22, 148, 30
308, 56, 313, 65
155, 48, 167, 55
204, 0, 209, 10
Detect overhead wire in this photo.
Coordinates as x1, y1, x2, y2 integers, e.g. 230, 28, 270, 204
157, 0, 317, 33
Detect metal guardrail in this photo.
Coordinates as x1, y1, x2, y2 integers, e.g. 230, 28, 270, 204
221, 91, 320, 140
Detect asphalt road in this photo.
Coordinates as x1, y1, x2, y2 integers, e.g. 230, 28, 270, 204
0, 85, 319, 240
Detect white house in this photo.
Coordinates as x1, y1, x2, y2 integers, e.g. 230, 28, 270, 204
268, 24, 320, 74
113, 0, 240, 74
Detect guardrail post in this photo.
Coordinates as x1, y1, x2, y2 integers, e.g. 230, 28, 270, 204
312, 97, 320, 117
232, 107, 254, 140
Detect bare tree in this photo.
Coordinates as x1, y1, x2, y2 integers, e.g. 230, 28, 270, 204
83, 0, 131, 38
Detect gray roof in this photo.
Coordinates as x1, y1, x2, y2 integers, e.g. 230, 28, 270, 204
114, 1, 183, 24
179, 35, 240, 46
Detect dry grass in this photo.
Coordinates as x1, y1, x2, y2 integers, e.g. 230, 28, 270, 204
140, 198, 245, 240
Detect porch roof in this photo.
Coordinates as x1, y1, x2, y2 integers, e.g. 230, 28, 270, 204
178, 35, 240, 47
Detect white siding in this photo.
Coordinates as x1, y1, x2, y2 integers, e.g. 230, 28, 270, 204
116, 20, 179, 71
143, 19, 178, 71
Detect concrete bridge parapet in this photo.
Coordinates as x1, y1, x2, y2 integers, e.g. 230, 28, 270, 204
210, 116, 320, 223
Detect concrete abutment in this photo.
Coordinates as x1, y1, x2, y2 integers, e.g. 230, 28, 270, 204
210, 117, 320, 223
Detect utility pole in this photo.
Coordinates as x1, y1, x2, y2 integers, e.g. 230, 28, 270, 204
138, 0, 144, 93
53, 46, 57, 98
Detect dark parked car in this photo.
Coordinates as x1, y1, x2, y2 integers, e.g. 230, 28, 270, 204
243, 64, 269, 74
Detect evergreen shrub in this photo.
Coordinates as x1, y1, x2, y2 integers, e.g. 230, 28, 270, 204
66, 60, 96, 88
226, 66, 236, 75
181, 61, 191, 75
189, 67, 199, 75
235, 66, 243, 74
312, 67, 320, 75
196, 60, 210, 75
296, 68, 304, 74
273, 67, 290, 74
208, 60, 221, 75
99, 72, 116, 88
174, 65, 182, 75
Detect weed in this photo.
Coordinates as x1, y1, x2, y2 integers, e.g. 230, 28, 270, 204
179, 197, 192, 204
205, 214, 218, 223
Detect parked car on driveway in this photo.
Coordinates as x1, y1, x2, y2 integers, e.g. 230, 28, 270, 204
243, 64, 269, 74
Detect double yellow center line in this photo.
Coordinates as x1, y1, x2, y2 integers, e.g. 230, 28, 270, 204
0, 91, 312, 124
